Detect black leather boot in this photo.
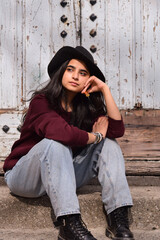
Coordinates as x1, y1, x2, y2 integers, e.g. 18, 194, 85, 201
55, 214, 97, 240
106, 207, 135, 240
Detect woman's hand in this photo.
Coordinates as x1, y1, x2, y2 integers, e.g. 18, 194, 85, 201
92, 116, 109, 138
87, 116, 108, 144
82, 75, 121, 121
81, 76, 106, 95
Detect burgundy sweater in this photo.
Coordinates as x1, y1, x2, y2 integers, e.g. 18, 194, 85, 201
3, 94, 125, 172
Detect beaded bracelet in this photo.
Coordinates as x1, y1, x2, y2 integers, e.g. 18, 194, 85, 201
92, 132, 103, 144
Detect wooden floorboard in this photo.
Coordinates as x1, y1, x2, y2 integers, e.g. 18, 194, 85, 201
118, 109, 160, 161
125, 161, 160, 176
0, 110, 160, 176
1, 160, 160, 177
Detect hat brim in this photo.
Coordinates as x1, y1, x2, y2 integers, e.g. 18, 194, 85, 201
48, 46, 105, 82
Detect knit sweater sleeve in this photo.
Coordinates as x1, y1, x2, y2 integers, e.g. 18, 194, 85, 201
106, 116, 125, 139
26, 95, 88, 147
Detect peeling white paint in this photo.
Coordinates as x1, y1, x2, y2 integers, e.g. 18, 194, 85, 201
0, 0, 160, 158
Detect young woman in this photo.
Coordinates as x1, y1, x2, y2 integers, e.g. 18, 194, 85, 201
3, 46, 134, 240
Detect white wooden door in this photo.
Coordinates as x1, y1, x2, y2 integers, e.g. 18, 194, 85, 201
0, 0, 80, 160
0, 0, 160, 160
0, 0, 23, 160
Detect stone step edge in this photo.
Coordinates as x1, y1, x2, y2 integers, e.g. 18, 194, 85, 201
0, 228, 160, 240
1, 175, 160, 187
0, 186, 160, 231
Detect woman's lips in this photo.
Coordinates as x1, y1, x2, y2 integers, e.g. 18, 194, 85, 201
69, 81, 79, 86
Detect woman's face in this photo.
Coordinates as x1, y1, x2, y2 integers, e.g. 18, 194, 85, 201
62, 59, 90, 94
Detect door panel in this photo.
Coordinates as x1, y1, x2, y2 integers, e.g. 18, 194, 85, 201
23, 0, 80, 100
0, 113, 21, 161
0, 1, 23, 160
141, 0, 160, 108
0, 0, 23, 109
81, 0, 106, 76
0, 0, 81, 159
105, 0, 134, 109
0, 0, 160, 161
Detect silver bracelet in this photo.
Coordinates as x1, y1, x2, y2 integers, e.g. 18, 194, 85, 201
92, 132, 103, 144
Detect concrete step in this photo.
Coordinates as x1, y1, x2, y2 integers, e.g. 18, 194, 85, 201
0, 228, 160, 240
0, 176, 160, 239
0, 181, 160, 228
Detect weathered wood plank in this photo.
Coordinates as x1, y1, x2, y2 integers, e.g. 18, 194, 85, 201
105, 0, 121, 107
118, 0, 135, 109
127, 176, 160, 186
105, 0, 135, 109
118, 126, 160, 159
81, 0, 105, 75
23, 0, 81, 100
0, 110, 159, 173
51, 0, 80, 49
141, 0, 160, 108
0, 112, 21, 160
125, 161, 160, 176
134, 0, 142, 107
0, 0, 23, 109
121, 109, 160, 125
118, 110, 160, 160
1, 160, 160, 177
23, 0, 51, 100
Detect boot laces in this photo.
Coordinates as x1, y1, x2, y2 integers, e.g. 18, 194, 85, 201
113, 207, 129, 228
68, 215, 92, 238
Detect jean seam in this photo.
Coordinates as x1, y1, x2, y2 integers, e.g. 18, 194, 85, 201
98, 154, 117, 210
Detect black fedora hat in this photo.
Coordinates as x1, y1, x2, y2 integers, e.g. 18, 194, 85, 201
47, 46, 105, 82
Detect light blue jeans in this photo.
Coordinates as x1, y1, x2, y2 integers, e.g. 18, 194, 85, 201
5, 138, 133, 218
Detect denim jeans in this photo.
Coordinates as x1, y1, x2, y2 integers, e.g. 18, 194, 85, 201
5, 138, 133, 218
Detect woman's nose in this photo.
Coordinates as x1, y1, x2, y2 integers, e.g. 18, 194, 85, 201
72, 71, 79, 80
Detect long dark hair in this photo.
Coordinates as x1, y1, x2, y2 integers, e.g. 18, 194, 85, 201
31, 60, 107, 132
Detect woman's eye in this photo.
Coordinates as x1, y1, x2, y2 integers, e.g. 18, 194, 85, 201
80, 72, 87, 76
67, 68, 73, 72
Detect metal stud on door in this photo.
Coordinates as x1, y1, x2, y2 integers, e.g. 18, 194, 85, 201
90, 13, 97, 22
90, 0, 97, 6
90, 45, 97, 53
81, 0, 105, 75
60, 15, 68, 23
60, 0, 68, 8
51, 0, 80, 50
2, 125, 10, 134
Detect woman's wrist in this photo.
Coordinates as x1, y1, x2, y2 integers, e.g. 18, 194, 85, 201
100, 84, 109, 94
87, 132, 104, 144
91, 132, 103, 144
87, 132, 96, 144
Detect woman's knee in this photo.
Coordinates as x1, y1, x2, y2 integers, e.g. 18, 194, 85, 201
5, 166, 46, 198
98, 138, 125, 175
102, 138, 120, 151
100, 138, 124, 162
31, 138, 72, 159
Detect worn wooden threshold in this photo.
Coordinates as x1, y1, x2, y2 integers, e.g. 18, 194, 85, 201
1, 160, 160, 178
118, 109, 160, 176
125, 160, 160, 176
118, 109, 160, 160
0, 109, 160, 177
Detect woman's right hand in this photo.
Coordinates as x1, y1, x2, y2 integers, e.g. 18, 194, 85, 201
87, 116, 108, 144
92, 116, 109, 138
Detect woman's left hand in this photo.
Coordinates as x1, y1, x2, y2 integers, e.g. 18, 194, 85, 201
81, 76, 106, 95
92, 116, 109, 137
82, 75, 122, 121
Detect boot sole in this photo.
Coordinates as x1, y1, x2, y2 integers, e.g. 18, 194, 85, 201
106, 228, 135, 240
